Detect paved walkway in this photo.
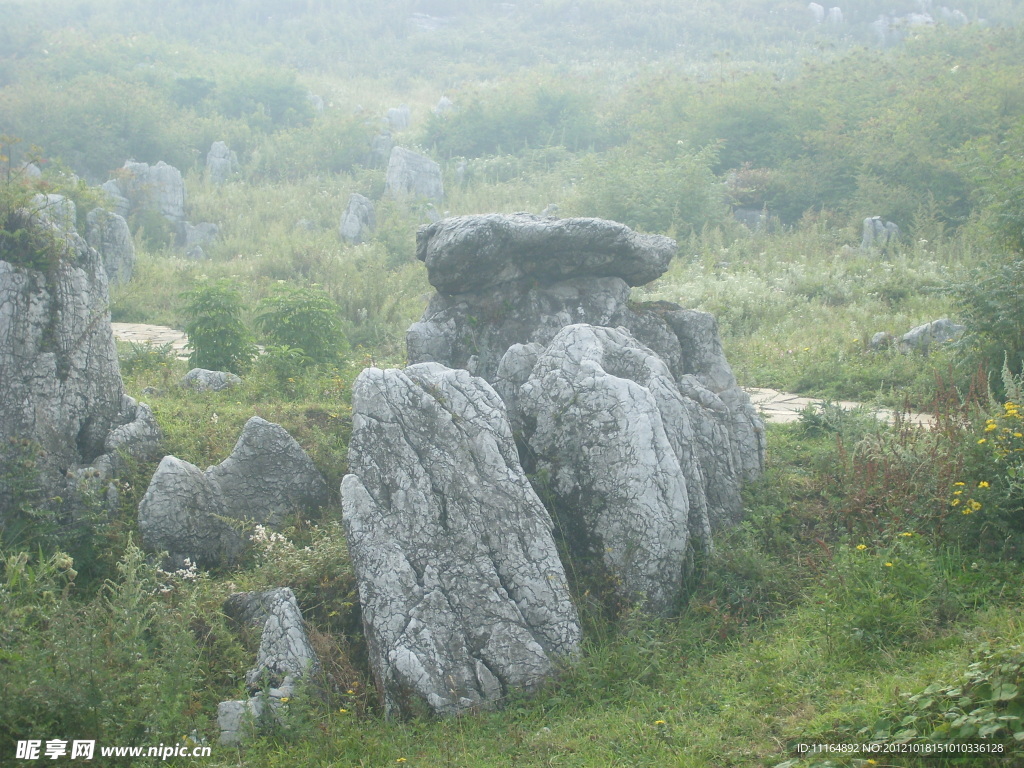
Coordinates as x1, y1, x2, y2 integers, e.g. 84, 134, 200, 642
110, 322, 934, 426
111, 322, 189, 359
745, 387, 935, 428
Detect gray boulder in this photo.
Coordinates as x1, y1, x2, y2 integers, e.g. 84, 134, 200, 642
869, 331, 895, 351
415, 213, 676, 294
208, 416, 329, 530
339, 193, 376, 244
138, 417, 328, 567
341, 363, 581, 717
206, 141, 237, 185
0, 213, 160, 525
370, 132, 393, 168
518, 324, 711, 613
137, 455, 243, 569
386, 104, 411, 131
107, 160, 186, 226
898, 318, 965, 353
219, 588, 318, 746
100, 179, 131, 218
433, 96, 454, 115
385, 147, 444, 203
405, 214, 764, 607
86, 208, 135, 285
861, 216, 900, 251
182, 368, 241, 392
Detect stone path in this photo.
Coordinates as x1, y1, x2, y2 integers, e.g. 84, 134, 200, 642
745, 387, 935, 428
111, 322, 189, 359
110, 322, 934, 426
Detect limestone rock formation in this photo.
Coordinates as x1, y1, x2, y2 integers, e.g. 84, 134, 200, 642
385, 147, 444, 202
218, 588, 318, 746
406, 213, 764, 610
0, 212, 160, 524
86, 208, 135, 285
341, 363, 581, 717
386, 104, 411, 131
113, 160, 187, 226
518, 324, 711, 611
339, 193, 376, 244
415, 213, 676, 294
206, 141, 237, 185
137, 455, 243, 568
184, 222, 219, 250
861, 216, 900, 250
138, 417, 328, 567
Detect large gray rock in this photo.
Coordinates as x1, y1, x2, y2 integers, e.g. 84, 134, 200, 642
405, 214, 764, 611
518, 324, 712, 613
861, 216, 900, 250
206, 141, 237, 185
208, 416, 329, 530
386, 104, 411, 131
109, 160, 186, 225
138, 417, 328, 567
0, 213, 160, 525
100, 179, 130, 218
183, 222, 219, 249
341, 363, 581, 717
415, 213, 677, 294
137, 455, 243, 569
898, 318, 965, 354
219, 588, 318, 746
339, 193, 376, 244
86, 208, 135, 285
385, 147, 444, 203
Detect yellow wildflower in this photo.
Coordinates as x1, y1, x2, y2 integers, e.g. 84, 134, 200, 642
884, 562, 893, 567
655, 720, 667, 725
856, 544, 868, 550
978, 481, 990, 488
954, 482, 965, 486
978, 438, 987, 444
899, 532, 913, 537
970, 500, 982, 512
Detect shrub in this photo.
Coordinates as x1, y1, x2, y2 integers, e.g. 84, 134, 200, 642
181, 278, 257, 374
949, 256, 1024, 380
255, 284, 348, 366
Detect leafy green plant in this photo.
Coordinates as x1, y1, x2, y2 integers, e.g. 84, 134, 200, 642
862, 642, 1024, 744
255, 284, 347, 367
181, 278, 257, 374
949, 256, 1024, 379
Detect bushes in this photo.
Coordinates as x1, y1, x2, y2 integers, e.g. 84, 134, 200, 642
256, 284, 348, 367
181, 279, 258, 374
568, 143, 727, 235
949, 257, 1024, 379
0, 542, 218, 758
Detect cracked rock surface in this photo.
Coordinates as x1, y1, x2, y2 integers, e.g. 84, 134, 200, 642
218, 588, 318, 745
1, 213, 159, 524
341, 363, 581, 717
